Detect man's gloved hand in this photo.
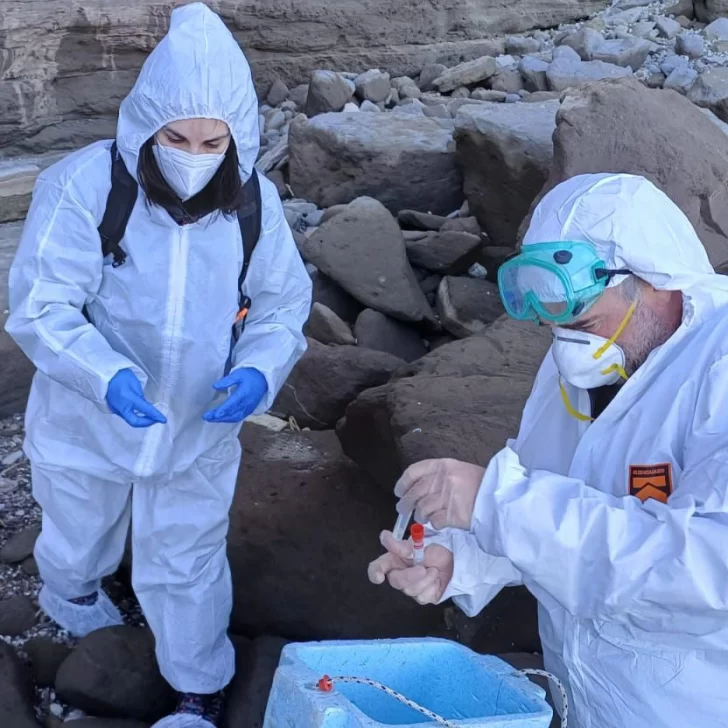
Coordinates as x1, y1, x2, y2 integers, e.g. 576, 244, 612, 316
368, 530, 454, 605
203, 368, 268, 423
395, 459, 486, 531
106, 369, 167, 428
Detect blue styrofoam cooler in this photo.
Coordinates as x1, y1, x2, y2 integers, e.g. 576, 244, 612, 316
262, 638, 553, 727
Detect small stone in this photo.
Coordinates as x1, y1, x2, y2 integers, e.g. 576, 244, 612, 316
398, 210, 448, 231
655, 17, 682, 40
391, 76, 421, 100
0, 595, 37, 636
353, 310, 427, 363
433, 56, 497, 93
289, 84, 309, 108
25, 638, 74, 688
304, 303, 356, 346
552, 45, 581, 63
0, 526, 40, 564
490, 68, 524, 94
688, 67, 728, 119
359, 100, 381, 113
631, 21, 657, 39
65, 709, 87, 721
50, 703, 64, 718
645, 71, 667, 88
561, 27, 605, 60
342, 102, 360, 112
265, 110, 286, 132
419, 63, 448, 92
468, 263, 488, 279
305, 71, 354, 116
469, 88, 507, 101
266, 79, 290, 107
441, 216, 481, 235
676, 32, 705, 59
660, 53, 689, 76
423, 103, 451, 118
591, 37, 653, 69
664, 65, 698, 93
505, 93, 521, 103
705, 17, 728, 41
21, 556, 39, 575
354, 69, 391, 103
495, 54, 518, 72
450, 87, 471, 98
506, 36, 542, 55
520, 56, 550, 92
1, 450, 22, 466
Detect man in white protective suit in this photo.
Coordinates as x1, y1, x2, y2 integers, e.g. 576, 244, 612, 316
5, 4, 311, 726
368, 173, 728, 728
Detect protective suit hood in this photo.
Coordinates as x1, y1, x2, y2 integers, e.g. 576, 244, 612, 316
116, 2, 259, 182
523, 173, 717, 293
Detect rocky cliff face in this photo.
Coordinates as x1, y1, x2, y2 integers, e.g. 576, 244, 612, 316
0, 0, 605, 155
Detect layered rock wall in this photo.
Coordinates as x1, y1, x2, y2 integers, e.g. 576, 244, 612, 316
0, 0, 606, 155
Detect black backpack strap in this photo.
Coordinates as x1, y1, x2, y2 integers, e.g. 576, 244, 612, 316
231, 170, 262, 343
236, 169, 262, 296
99, 142, 138, 268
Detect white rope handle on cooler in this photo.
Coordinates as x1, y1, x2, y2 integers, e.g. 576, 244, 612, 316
317, 669, 568, 728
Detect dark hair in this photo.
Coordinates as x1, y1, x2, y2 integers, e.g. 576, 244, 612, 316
137, 136, 243, 220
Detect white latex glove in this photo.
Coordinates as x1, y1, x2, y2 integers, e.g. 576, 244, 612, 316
367, 530, 454, 605
395, 458, 485, 531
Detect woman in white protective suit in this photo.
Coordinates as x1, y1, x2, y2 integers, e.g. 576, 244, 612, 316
369, 173, 728, 728
5, 4, 311, 727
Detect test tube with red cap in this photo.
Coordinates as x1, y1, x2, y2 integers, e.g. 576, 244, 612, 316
410, 523, 425, 565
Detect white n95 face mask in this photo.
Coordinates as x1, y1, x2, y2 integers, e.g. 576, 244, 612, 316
551, 299, 637, 391
552, 328, 628, 390
153, 144, 225, 201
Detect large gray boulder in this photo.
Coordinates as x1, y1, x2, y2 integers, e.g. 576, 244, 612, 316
337, 315, 552, 488
436, 277, 505, 338
454, 100, 559, 247
271, 338, 404, 429
301, 197, 437, 325
688, 68, 728, 122
520, 77, 728, 271
289, 113, 462, 215
546, 57, 632, 92
55, 626, 176, 723
305, 71, 354, 116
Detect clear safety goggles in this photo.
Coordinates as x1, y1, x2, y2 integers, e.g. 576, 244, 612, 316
497, 241, 630, 325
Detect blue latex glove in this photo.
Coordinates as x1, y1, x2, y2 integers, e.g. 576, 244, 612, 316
203, 368, 268, 423
106, 369, 167, 428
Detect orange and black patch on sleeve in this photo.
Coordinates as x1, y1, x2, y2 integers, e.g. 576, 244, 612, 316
629, 464, 673, 504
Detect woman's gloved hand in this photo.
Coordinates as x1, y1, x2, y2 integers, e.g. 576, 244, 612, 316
368, 530, 454, 605
106, 369, 167, 428
203, 368, 268, 423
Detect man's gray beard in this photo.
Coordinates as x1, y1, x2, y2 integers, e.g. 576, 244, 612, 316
623, 302, 677, 377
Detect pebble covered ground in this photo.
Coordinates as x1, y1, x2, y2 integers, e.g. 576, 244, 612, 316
0, 414, 145, 723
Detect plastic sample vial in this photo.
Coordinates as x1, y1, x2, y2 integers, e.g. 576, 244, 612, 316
392, 509, 414, 541
410, 523, 425, 565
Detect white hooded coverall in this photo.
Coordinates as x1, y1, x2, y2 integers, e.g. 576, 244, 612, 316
433, 174, 728, 728
5, 3, 312, 693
